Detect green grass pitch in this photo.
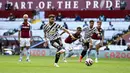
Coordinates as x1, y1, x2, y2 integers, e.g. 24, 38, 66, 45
0, 55, 130, 73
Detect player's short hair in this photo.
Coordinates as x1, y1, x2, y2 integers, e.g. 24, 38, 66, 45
97, 20, 102, 23
23, 14, 28, 19
89, 20, 94, 23
48, 14, 55, 18
77, 27, 82, 31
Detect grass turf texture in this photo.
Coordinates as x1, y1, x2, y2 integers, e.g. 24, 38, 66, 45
0, 55, 130, 73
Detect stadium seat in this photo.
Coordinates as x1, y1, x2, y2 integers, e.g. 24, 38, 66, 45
62, 18, 67, 22
120, 18, 125, 21
0, 21, 129, 40
111, 18, 116, 22
107, 18, 111, 21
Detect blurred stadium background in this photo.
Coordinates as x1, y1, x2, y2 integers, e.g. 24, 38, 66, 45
0, 0, 130, 58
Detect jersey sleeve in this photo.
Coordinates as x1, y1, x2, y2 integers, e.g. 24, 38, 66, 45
83, 26, 87, 31
84, 27, 90, 35
79, 35, 83, 42
84, 27, 93, 42
102, 29, 104, 36
18, 25, 22, 31
42, 24, 47, 31
30, 25, 32, 31
57, 24, 65, 30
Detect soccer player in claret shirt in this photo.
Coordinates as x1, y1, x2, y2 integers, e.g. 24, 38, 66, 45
62, 27, 82, 62
43, 14, 75, 67
91, 21, 104, 62
18, 14, 32, 62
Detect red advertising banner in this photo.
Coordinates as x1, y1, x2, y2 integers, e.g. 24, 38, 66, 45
30, 49, 46, 56
0, 0, 130, 10
105, 51, 130, 58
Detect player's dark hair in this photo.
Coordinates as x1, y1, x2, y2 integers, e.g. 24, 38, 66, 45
89, 20, 94, 23
97, 20, 102, 23
77, 27, 82, 31
48, 14, 55, 18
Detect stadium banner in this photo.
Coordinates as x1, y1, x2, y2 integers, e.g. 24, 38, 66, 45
30, 48, 130, 59
49, 49, 82, 56
99, 50, 130, 59
30, 49, 50, 56
0, 0, 130, 10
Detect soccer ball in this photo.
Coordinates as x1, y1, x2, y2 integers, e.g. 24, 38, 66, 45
85, 58, 94, 66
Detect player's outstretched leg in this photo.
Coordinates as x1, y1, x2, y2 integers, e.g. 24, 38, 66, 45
86, 41, 93, 59
63, 50, 74, 63
54, 52, 61, 67
63, 52, 67, 63
26, 47, 30, 62
86, 48, 92, 58
79, 42, 89, 62
79, 50, 87, 62
19, 47, 24, 62
95, 43, 100, 63
51, 38, 66, 67
94, 51, 98, 63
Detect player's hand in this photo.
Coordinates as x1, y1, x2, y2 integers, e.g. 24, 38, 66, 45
84, 39, 89, 44
69, 48, 73, 51
100, 41, 103, 47
44, 40, 48, 44
98, 33, 100, 37
30, 39, 33, 43
44, 38, 48, 43
82, 38, 89, 43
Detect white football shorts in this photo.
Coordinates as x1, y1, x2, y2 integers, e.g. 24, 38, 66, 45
20, 38, 31, 47
91, 39, 100, 48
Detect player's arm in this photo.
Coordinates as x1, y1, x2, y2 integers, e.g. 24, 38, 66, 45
78, 35, 84, 44
18, 30, 20, 42
62, 28, 76, 39
83, 27, 90, 43
30, 25, 32, 38
18, 25, 21, 42
82, 26, 87, 31
102, 30, 104, 41
30, 31, 32, 37
30, 25, 33, 42
60, 31, 65, 36
58, 24, 76, 39
101, 29, 104, 46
